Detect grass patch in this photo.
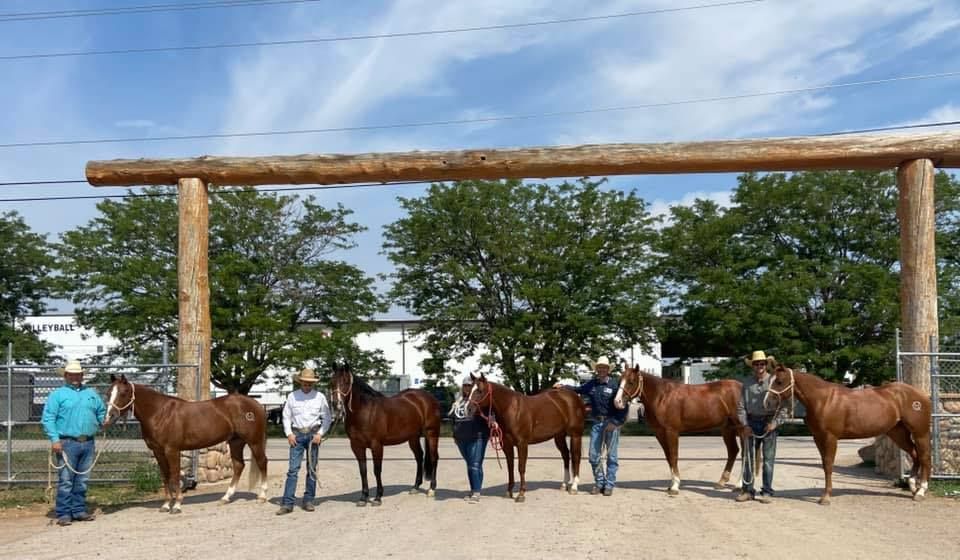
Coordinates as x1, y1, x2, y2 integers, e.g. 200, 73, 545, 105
0, 483, 158, 509
930, 480, 960, 497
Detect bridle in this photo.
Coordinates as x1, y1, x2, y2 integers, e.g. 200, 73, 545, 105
622, 369, 644, 401
763, 367, 796, 419
465, 380, 504, 468
332, 370, 354, 420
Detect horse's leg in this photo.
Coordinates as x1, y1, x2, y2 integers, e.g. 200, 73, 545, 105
886, 423, 920, 494
164, 448, 184, 513
554, 434, 571, 492
716, 423, 739, 489
503, 436, 516, 499
220, 438, 245, 504
665, 429, 682, 496
653, 429, 674, 494
569, 431, 582, 495
914, 429, 932, 500
516, 441, 528, 503
816, 434, 838, 506
350, 440, 370, 507
370, 442, 385, 506
151, 447, 172, 512
427, 428, 439, 497
408, 438, 424, 494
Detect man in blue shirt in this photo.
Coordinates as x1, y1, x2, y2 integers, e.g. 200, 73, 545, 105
41, 359, 106, 526
555, 356, 627, 496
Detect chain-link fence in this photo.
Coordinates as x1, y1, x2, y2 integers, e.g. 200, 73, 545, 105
896, 332, 960, 480
1, 343, 198, 486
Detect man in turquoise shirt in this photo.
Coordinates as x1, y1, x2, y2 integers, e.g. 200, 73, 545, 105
41, 359, 106, 526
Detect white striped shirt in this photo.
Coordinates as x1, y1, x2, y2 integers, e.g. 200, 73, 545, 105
281, 389, 332, 438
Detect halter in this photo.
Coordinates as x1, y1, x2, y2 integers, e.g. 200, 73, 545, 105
763, 367, 796, 419
623, 370, 644, 401
107, 382, 137, 422
333, 371, 354, 418
466, 382, 504, 469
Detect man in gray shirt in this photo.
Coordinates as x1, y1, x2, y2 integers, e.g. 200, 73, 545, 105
735, 350, 788, 504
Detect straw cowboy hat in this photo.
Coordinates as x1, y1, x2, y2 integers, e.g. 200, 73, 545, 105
294, 368, 320, 383
744, 350, 771, 367
593, 356, 611, 370
63, 359, 84, 375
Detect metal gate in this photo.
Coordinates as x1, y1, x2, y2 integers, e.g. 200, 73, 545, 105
2, 342, 199, 485
896, 333, 960, 480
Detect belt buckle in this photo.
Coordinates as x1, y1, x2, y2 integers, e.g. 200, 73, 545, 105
77, 436, 89, 442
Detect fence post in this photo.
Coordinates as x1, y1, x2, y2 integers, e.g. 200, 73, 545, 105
895, 329, 905, 481
191, 342, 201, 486
5, 342, 12, 487
929, 334, 941, 477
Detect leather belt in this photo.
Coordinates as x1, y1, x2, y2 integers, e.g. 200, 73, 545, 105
60, 435, 93, 442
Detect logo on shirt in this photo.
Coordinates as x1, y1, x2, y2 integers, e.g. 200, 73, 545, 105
603, 387, 613, 394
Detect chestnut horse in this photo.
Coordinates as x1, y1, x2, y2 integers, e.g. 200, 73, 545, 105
767, 362, 932, 505
103, 375, 268, 513
616, 365, 743, 495
467, 373, 585, 502
329, 364, 440, 506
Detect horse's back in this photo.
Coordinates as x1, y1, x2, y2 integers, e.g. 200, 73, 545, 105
517, 389, 585, 442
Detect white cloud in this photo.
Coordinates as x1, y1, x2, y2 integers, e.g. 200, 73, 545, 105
113, 119, 158, 129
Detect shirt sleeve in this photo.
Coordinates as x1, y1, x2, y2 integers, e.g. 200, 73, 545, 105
282, 393, 294, 437
95, 391, 107, 426
572, 380, 593, 396
41, 390, 61, 443
318, 393, 333, 436
772, 398, 790, 428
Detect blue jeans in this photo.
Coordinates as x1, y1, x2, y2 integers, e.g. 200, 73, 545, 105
588, 421, 620, 489
741, 418, 778, 495
55, 439, 95, 519
282, 432, 320, 507
455, 437, 488, 493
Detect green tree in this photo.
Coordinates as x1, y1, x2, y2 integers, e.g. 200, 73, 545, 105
384, 178, 660, 393
0, 210, 56, 362
57, 187, 387, 393
657, 170, 960, 385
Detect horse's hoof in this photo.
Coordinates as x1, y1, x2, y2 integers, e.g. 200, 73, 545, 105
913, 493, 926, 502
219, 498, 230, 505
257, 497, 267, 504
568, 489, 578, 496
171, 508, 182, 515
667, 488, 680, 496
818, 497, 831, 506
515, 495, 526, 503
159, 506, 170, 513
560, 484, 568, 492
371, 499, 382, 507
356, 500, 368, 507
713, 482, 727, 490
408, 488, 420, 495
505, 492, 513, 499
426, 489, 435, 498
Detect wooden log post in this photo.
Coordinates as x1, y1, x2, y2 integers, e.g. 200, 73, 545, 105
177, 178, 211, 401
873, 159, 939, 479
897, 158, 938, 394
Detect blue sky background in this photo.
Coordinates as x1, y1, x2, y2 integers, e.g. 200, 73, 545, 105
2, 0, 959, 316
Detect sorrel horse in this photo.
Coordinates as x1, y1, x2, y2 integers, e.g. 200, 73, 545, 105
329, 364, 440, 506
767, 362, 932, 504
616, 365, 743, 495
466, 373, 585, 502
103, 374, 268, 513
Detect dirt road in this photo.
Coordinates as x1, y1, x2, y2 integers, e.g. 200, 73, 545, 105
1, 436, 956, 559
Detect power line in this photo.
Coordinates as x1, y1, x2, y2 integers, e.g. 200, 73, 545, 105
1, 68, 959, 150
1, 119, 959, 200
0, 0, 325, 23
0, 1, 765, 60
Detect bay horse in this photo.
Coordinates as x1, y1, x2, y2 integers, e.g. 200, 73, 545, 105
616, 365, 743, 495
329, 364, 440, 506
103, 374, 269, 513
466, 372, 585, 502
767, 362, 932, 505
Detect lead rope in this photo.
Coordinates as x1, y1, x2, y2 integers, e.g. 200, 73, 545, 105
46, 433, 109, 503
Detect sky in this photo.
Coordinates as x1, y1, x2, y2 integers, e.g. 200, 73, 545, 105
2, 0, 960, 317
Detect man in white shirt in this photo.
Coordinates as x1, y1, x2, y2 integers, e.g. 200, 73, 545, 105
277, 368, 332, 515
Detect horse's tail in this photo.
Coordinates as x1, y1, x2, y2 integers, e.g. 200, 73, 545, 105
423, 434, 434, 483
247, 416, 268, 493
247, 458, 263, 492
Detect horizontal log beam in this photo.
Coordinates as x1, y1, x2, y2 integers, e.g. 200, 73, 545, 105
86, 130, 960, 187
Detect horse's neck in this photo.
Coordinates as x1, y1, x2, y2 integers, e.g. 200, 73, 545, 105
130, 384, 171, 420
791, 371, 824, 406
639, 373, 665, 402
489, 383, 516, 414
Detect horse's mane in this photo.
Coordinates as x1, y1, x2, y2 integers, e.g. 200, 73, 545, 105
351, 374, 386, 399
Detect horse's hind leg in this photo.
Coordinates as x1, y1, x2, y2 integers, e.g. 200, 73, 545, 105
886, 423, 921, 494
716, 424, 739, 489
914, 430, 932, 500
570, 431, 582, 494
554, 434, 571, 492
220, 438, 246, 504
408, 438, 424, 494
248, 438, 269, 502
371, 442, 385, 506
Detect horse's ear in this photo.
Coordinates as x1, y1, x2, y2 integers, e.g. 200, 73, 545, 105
109, 374, 116, 382
766, 356, 777, 370
470, 372, 477, 381
479, 372, 487, 380
120, 374, 128, 383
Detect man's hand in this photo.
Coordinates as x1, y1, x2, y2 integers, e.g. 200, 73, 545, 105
311, 434, 323, 445
552, 382, 564, 389
766, 421, 777, 433
52, 441, 63, 454
287, 434, 297, 447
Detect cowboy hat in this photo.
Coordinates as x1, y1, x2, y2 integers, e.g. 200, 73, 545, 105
744, 350, 769, 367
63, 359, 84, 375
294, 368, 320, 383
594, 356, 611, 370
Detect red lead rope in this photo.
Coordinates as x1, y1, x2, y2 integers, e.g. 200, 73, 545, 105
475, 394, 504, 469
